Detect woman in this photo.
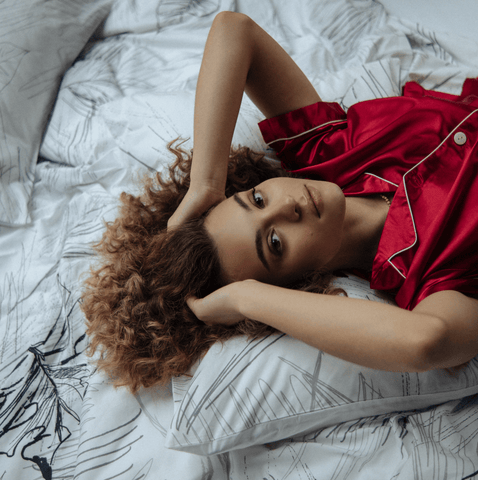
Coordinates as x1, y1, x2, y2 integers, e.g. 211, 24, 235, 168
83, 12, 478, 392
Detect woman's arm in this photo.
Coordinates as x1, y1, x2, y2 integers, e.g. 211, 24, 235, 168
168, 12, 321, 228
188, 281, 478, 372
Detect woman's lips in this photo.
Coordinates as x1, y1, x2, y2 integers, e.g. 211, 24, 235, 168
306, 185, 323, 218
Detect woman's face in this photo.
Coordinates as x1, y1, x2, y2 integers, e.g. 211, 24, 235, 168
205, 177, 346, 285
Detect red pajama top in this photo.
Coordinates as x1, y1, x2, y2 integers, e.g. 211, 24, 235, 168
258, 79, 478, 310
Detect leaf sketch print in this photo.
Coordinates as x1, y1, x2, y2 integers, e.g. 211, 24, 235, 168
0, 42, 28, 94
156, 0, 220, 29
72, 408, 147, 480
0, 277, 91, 480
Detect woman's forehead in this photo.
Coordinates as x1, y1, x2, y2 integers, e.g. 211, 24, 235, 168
204, 197, 270, 282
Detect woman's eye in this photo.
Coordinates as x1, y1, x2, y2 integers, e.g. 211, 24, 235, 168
270, 231, 282, 255
252, 188, 264, 208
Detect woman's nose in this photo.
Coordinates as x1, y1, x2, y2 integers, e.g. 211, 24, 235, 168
267, 195, 300, 222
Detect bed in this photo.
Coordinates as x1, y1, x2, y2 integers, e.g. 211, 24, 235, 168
2, 1, 478, 479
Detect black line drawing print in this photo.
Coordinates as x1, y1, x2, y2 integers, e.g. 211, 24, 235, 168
0, 42, 28, 94
0, 277, 90, 480
156, 0, 221, 30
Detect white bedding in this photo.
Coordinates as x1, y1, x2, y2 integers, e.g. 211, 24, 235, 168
1, 1, 478, 479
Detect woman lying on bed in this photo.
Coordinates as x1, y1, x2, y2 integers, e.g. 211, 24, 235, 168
82, 12, 478, 393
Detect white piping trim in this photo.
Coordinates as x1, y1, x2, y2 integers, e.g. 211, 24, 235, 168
364, 172, 399, 187
388, 260, 407, 279
266, 119, 346, 146
387, 108, 478, 278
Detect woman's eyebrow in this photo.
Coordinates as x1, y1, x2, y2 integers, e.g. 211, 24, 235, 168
233, 193, 270, 271
233, 193, 250, 210
255, 229, 270, 271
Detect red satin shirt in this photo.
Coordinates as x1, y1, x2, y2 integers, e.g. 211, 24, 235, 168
258, 79, 478, 310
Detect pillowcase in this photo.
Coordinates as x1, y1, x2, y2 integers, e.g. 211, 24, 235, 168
0, 0, 111, 226
166, 274, 478, 455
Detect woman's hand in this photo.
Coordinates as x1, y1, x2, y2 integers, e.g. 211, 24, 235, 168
167, 185, 225, 230
187, 280, 259, 326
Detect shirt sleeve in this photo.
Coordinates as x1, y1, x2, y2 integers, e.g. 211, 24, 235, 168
258, 102, 348, 170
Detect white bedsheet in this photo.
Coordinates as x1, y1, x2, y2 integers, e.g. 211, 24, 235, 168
1, 1, 478, 479
380, 0, 478, 45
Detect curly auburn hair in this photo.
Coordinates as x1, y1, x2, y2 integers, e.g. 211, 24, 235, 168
81, 141, 341, 393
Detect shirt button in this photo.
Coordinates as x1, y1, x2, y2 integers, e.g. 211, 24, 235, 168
454, 132, 467, 145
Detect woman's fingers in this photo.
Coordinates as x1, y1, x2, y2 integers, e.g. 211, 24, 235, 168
186, 284, 248, 326
187, 295, 215, 325
186, 295, 199, 311
167, 187, 225, 231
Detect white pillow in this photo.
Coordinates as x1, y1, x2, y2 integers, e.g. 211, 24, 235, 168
165, 275, 478, 455
0, 0, 111, 226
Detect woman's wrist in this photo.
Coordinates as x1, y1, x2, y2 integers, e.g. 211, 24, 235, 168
187, 183, 226, 211
234, 280, 272, 321
188, 180, 224, 198
189, 153, 228, 197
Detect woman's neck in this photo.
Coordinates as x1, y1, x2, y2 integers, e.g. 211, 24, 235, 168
325, 195, 390, 272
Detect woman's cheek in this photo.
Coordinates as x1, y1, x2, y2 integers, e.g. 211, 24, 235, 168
300, 228, 320, 254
